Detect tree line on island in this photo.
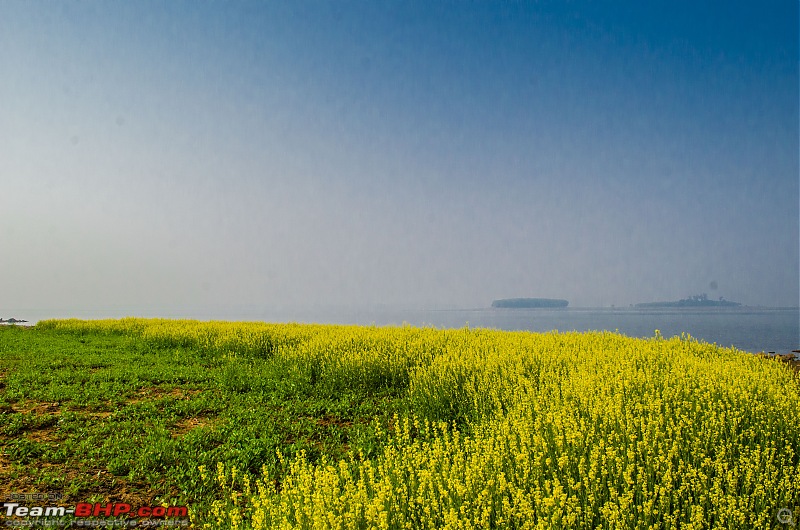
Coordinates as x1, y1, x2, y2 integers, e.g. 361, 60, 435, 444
634, 293, 741, 308
492, 298, 569, 308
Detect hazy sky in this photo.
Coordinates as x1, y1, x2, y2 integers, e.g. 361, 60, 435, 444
1, 1, 798, 313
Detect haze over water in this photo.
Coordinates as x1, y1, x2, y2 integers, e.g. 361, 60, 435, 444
1, 2, 797, 320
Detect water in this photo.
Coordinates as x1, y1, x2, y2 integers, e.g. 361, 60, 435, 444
266, 306, 796, 354
4, 306, 798, 354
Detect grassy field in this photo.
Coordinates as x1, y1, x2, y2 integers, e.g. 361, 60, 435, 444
0, 319, 798, 529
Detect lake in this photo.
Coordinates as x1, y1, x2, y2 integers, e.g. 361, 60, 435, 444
259, 306, 797, 354
6, 306, 799, 354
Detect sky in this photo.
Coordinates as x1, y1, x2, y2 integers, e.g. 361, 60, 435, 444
1, 0, 798, 315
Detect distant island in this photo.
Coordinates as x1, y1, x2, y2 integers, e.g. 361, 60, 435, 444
635, 293, 741, 309
492, 298, 569, 309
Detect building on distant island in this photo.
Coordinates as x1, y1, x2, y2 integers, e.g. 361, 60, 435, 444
635, 293, 741, 308
492, 298, 569, 308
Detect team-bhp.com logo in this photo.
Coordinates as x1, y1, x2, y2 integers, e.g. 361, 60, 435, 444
2, 501, 189, 527
4, 504, 187, 518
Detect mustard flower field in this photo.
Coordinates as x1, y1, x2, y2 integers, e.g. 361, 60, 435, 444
2, 319, 798, 529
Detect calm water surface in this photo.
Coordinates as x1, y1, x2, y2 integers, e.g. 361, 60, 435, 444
274, 307, 797, 354
7, 306, 799, 354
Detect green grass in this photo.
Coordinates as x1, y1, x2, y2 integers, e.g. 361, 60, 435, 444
0, 325, 405, 511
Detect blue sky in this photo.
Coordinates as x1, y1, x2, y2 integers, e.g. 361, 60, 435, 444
1, 0, 797, 313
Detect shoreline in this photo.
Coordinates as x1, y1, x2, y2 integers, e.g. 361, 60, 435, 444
758, 351, 800, 374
